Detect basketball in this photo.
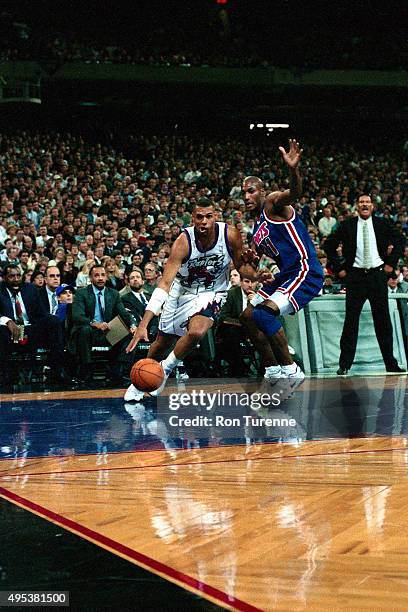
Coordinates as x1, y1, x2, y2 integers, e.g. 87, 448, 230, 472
130, 358, 164, 392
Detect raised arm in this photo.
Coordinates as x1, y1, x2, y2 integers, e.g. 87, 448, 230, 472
125, 233, 189, 352
265, 139, 303, 219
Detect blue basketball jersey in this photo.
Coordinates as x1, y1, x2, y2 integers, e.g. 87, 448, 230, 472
252, 206, 321, 275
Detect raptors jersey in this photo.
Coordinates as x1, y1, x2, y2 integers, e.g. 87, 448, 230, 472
175, 222, 232, 294
253, 206, 322, 275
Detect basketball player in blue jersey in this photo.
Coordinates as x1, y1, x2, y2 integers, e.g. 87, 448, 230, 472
123, 197, 248, 400
240, 139, 324, 386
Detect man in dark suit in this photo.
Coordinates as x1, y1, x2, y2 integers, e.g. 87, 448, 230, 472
325, 194, 406, 375
70, 263, 137, 383
37, 265, 61, 314
120, 270, 158, 339
215, 275, 257, 377
118, 269, 158, 375
0, 264, 68, 387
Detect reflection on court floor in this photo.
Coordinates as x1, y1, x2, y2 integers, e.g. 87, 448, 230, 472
1, 375, 408, 610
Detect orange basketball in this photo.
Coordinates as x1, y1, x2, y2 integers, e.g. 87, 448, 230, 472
130, 358, 164, 392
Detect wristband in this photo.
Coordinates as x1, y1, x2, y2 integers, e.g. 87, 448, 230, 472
250, 293, 265, 307
146, 287, 168, 315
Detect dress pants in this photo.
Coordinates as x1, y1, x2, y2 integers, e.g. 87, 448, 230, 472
339, 267, 399, 370
0, 315, 65, 383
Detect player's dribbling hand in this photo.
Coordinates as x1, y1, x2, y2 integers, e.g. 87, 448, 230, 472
126, 326, 149, 353
279, 139, 303, 169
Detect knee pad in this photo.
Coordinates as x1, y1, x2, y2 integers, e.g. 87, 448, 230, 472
252, 306, 282, 336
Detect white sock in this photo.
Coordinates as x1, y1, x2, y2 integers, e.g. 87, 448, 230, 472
281, 363, 298, 375
162, 351, 183, 374
265, 365, 282, 376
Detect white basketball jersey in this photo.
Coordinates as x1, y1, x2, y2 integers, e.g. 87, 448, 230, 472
175, 222, 232, 294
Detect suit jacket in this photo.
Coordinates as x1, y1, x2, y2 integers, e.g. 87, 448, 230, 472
0, 282, 49, 323
218, 286, 244, 326
121, 291, 159, 339
324, 216, 406, 273
71, 284, 135, 331
37, 285, 53, 314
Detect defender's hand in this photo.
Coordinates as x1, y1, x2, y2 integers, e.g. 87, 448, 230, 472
242, 249, 260, 267
279, 139, 303, 169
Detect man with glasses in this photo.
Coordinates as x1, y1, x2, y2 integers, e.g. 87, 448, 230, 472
143, 262, 159, 298
38, 265, 61, 315
0, 265, 68, 389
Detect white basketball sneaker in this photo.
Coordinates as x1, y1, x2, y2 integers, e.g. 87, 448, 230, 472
264, 366, 282, 387
124, 384, 145, 402
280, 364, 305, 399
149, 362, 170, 397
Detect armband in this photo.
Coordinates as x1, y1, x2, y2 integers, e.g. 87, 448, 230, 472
146, 288, 168, 315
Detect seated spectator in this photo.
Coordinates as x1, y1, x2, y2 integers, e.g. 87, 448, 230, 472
318, 206, 337, 237
55, 284, 75, 341
399, 266, 408, 292
30, 270, 45, 287
22, 269, 33, 283
58, 254, 77, 285
143, 262, 159, 297
387, 273, 405, 294
38, 266, 61, 315
48, 247, 66, 267
322, 275, 341, 294
121, 270, 158, 339
0, 264, 69, 388
70, 264, 137, 384
215, 274, 257, 377
103, 256, 125, 291
228, 269, 241, 288
75, 260, 93, 288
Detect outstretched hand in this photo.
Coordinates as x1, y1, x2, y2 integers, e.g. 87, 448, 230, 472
126, 326, 149, 353
279, 139, 303, 169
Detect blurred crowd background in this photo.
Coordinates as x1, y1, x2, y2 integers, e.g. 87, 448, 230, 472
0, 0, 407, 387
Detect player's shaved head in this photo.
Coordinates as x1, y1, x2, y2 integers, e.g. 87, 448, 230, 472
243, 176, 263, 189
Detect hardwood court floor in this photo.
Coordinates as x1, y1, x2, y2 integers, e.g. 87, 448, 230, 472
1, 376, 408, 610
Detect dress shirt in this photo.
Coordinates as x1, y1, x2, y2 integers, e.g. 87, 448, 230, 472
0, 288, 30, 326
353, 216, 383, 269
241, 288, 248, 312
92, 285, 105, 322
46, 286, 58, 314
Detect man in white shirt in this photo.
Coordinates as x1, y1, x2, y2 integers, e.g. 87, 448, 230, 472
325, 194, 406, 375
318, 206, 337, 237
38, 266, 61, 314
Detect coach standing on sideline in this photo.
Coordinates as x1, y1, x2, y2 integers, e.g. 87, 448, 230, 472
324, 194, 406, 375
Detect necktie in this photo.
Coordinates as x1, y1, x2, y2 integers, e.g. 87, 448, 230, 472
15, 295, 24, 325
362, 221, 371, 268
98, 291, 105, 321
139, 293, 147, 306
51, 292, 57, 315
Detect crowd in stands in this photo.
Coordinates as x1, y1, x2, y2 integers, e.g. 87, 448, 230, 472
0, 5, 407, 71
0, 129, 407, 387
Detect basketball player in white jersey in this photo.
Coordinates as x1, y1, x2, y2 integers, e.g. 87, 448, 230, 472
124, 198, 246, 400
